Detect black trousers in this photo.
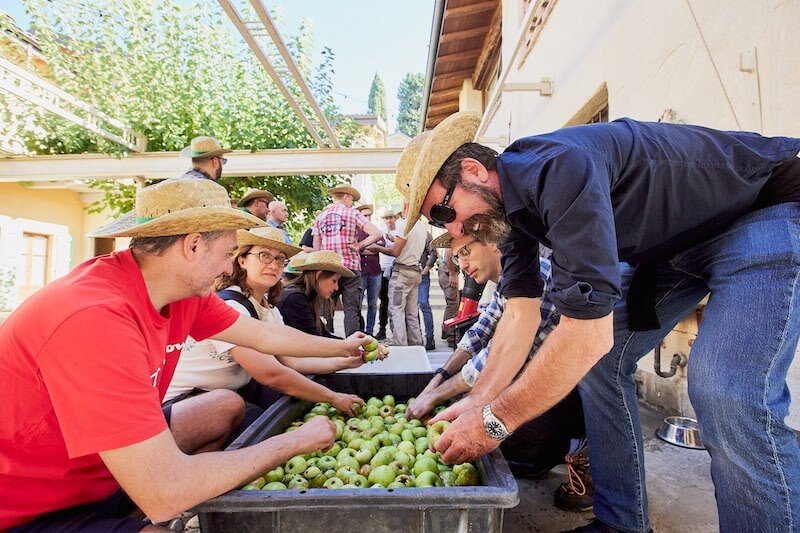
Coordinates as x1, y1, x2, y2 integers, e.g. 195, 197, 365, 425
378, 272, 390, 333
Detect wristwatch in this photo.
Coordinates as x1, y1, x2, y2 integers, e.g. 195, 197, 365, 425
434, 367, 451, 380
482, 404, 512, 441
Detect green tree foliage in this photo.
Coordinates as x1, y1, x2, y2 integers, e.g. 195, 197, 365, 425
396, 72, 424, 137
370, 174, 404, 214
367, 72, 388, 125
1, 0, 363, 239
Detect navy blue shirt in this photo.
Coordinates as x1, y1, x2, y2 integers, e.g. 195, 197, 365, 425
497, 118, 800, 320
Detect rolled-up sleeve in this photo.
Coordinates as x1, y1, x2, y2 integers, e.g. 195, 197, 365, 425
537, 150, 621, 318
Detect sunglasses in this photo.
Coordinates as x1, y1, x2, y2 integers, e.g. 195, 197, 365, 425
429, 180, 457, 228
217, 157, 228, 165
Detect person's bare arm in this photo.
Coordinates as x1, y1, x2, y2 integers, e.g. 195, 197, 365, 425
433, 313, 614, 464
213, 315, 368, 358
100, 417, 335, 523
357, 221, 382, 249
406, 373, 471, 420
312, 233, 321, 251
412, 347, 473, 402
232, 347, 364, 416
369, 235, 406, 257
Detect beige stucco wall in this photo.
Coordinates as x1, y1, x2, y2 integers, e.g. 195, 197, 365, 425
486, 0, 800, 143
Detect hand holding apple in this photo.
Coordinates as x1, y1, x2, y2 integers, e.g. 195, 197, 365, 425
330, 393, 365, 417
429, 394, 485, 425
341, 332, 370, 357
405, 390, 438, 420
434, 405, 500, 465
288, 415, 336, 455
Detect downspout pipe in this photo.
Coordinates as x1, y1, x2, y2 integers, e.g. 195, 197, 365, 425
420, 0, 446, 133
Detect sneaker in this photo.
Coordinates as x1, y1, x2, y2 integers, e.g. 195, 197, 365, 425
554, 444, 594, 512
425, 337, 436, 350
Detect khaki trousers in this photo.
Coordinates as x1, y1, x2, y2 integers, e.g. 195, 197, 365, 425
387, 265, 423, 346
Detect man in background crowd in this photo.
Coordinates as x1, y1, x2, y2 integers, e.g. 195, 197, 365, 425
179, 136, 231, 182
237, 189, 274, 222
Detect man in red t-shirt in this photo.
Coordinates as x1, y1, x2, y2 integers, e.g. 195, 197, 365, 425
0, 178, 372, 532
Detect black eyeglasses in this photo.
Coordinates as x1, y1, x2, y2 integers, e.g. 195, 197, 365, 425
218, 157, 228, 165
451, 238, 477, 266
245, 251, 289, 266
429, 180, 457, 228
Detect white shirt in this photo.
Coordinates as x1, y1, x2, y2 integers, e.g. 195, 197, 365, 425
394, 219, 427, 267
379, 225, 396, 271
165, 286, 283, 402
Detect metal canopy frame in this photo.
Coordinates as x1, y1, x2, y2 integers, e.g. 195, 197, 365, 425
218, 0, 340, 149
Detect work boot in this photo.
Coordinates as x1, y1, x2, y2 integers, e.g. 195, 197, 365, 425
425, 337, 436, 350
563, 518, 620, 532
554, 444, 594, 512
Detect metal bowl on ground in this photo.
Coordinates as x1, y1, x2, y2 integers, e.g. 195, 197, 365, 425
656, 416, 706, 450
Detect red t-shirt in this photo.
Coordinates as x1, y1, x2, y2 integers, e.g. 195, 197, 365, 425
0, 250, 239, 529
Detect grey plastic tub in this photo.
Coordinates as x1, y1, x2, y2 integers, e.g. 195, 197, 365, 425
195, 372, 519, 533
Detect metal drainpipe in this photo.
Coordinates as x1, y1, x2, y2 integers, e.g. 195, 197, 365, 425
420, 0, 446, 133
654, 341, 688, 378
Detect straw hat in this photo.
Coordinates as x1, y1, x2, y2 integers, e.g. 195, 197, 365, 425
284, 251, 309, 274
90, 178, 265, 238
404, 112, 481, 234
355, 203, 374, 213
328, 183, 361, 202
430, 232, 453, 249
237, 188, 275, 207
379, 205, 398, 219
295, 250, 355, 277
237, 226, 301, 257
179, 136, 232, 159
394, 131, 431, 200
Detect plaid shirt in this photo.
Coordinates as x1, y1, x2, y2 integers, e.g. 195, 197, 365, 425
460, 258, 559, 387
312, 203, 368, 270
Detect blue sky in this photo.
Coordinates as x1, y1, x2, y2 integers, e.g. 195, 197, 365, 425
2, 1, 434, 132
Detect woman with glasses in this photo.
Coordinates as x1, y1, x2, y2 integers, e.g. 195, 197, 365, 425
165, 227, 365, 430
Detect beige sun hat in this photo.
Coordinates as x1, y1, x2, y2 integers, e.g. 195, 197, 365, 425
90, 178, 265, 238
295, 250, 355, 277
284, 251, 309, 274
430, 232, 453, 249
237, 188, 275, 207
394, 130, 432, 200
355, 203, 374, 213
379, 205, 398, 218
179, 136, 232, 159
403, 112, 481, 234
237, 226, 301, 257
328, 183, 361, 202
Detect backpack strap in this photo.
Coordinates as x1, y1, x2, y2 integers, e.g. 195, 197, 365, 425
216, 289, 258, 319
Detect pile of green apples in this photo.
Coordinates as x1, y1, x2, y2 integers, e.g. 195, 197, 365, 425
242, 395, 480, 491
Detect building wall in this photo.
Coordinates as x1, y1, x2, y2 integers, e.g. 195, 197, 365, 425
485, 0, 799, 143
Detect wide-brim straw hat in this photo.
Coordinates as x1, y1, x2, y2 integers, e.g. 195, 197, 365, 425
90, 178, 265, 238
179, 136, 232, 159
237, 188, 275, 207
328, 183, 361, 202
237, 226, 301, 257
284, 251, 309, 274
395, 131, 431, 200
295, 250, 355, 277
404, 112, 481, 235
430, 232, 453, 249
355, 203, 374, 213
379, 205, 398, 218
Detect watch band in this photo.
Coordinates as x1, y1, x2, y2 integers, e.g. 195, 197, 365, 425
435, 367, 451, 380
482, 404, 512, 441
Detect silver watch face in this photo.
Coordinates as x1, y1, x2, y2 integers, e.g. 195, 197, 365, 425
485, 420, 506, 439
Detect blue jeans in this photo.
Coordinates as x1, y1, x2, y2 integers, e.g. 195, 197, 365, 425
579, 202, 800, 532
361, 273, 382, 335
418, 273, 434, 339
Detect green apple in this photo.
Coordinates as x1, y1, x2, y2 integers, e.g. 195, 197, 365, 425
364, 404, 381, 418
407, 419, 423, 428
427, 420, 450, 448
401, 429, 416, 442
368, 415, 385, 430
358, 463, 372, 477
323, 477, 344, 489
350, 474, 369, 488
336, 455, 360, 471
382, 395, 395, 407
387, 481, 406, 489
242, 482, 261, 491
323, 443, 342, 458
414, 470, 442, 488
393, 474, 415, 487
347, 438, 365, 450
453, 463, 480, 486
393, 450, 414, 469
360, 440, 378, 455
335, 466, 358, 482
355, 448, 373, 465
389, 460, 409, 476
333, 420, 345, 440
368, 464, 397, 487
337, 447, 358, 461
370, 449, 394, 468
366, 397, 384, 409
439, 470, 456, 487
411, 427, 428, 438
303, 465, 322, 480
364, 337, 380, 352
317, 455, 337, 471
414, 437, 430, 455
388, 422, 405, 436
285, 455, 308, 475
310, 404, 328, 416
363, 350, 379, 362
379, 404, 395, 417
357, 419, 372, 432
264, 481, 287, 490
306, 457, 319, 468
361, 427, 379, 440
397, 441, 416, 456
386, 433, 402, 445
413, 456, 439, 477
265, 466, 284, 483
395, 403, 407, 414
287, 474, 309, 489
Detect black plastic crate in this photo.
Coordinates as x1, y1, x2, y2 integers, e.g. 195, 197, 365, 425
195, 372, 519, 533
